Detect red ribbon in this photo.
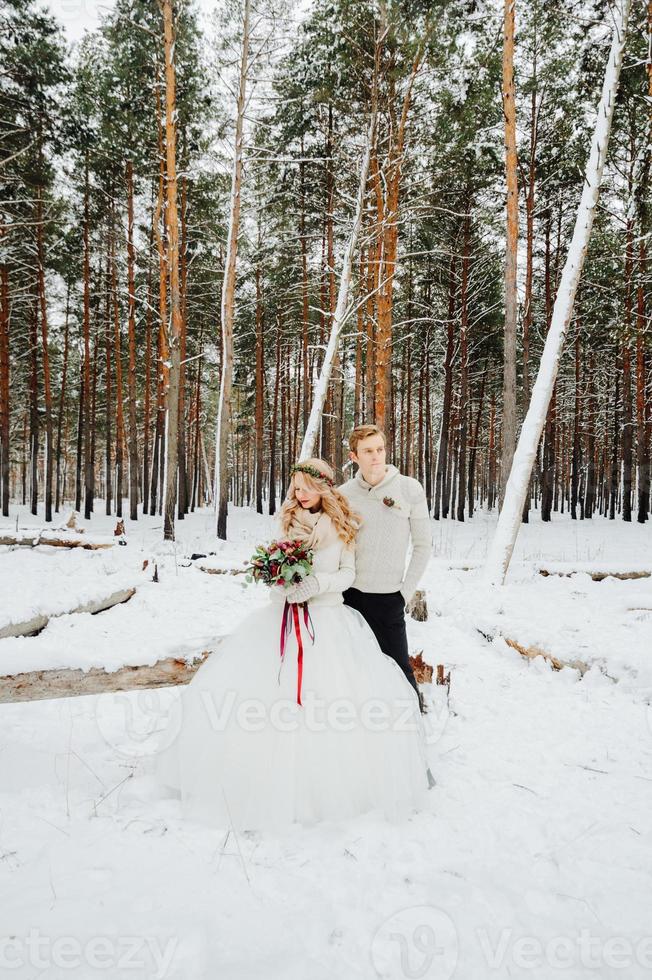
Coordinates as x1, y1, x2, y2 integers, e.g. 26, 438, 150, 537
279, 599, 315, 706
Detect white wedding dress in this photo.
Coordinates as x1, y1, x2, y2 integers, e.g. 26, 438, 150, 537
156, 527, 431, 833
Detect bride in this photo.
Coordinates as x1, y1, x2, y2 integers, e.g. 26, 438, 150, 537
156, 458, 432, 833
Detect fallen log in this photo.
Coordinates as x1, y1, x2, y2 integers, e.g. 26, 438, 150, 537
197, 564, 246, 576
501, 636, 620, 681
0, 650, 212, 703
0, 528, 114, 550
0, 586, 136, 640
477, 627, 619, 682
538, 567, 651, 582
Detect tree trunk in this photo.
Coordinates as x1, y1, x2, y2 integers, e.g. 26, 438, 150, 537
55, 280, 71, 513
485, 0, 631, 584
468, 362, 487, 518
636, 0, 651, 522
424, 327, 433, 508
621, 161, 635, 522
0, 224, 9, 517
83, 157, 93, 520
160, 0, 183, 542
126, 159, 139, 522
177, 171, 189, 520
372, 20, 431, 435
610, 365, 620, 520
521, 70, 539, 523
636, 232, 649, 522
150, 73, 169, 518
434, 249, 456, 520
269, 317, 280, 516
75, 358, 83, 514
585, 353, 597, 518
29, 302, 38, 516
322, 103, 337, 466
255, 252, 264, 513
104, 258, 113, 516
300, 111, 376, 459
36, 185, 53, 522
299, 141, 310, 430
214, 0, 250, 539
500, 0, 519, 507
622, 340, 633, 521
570, 322, 581, 519
456, 212, 470, 522
488, 391, 497, 509
111, 215, 126, 520
354, 248, 365, 428
90, 317, 99, 510
364, 230, 376, 422
143, 217, 153, 514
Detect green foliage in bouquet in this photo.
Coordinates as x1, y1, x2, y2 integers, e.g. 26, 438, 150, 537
244, 539, 314, 589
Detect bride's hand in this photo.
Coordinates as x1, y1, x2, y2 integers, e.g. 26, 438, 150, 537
284, 575, 319, 604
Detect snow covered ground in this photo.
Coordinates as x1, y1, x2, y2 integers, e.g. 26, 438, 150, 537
1, 502, 651, 979
426, 509, 652, 691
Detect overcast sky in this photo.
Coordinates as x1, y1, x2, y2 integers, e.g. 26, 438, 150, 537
51, 0, 220, 43
52, 0, 110, 41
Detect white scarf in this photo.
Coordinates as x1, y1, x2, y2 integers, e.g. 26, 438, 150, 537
284, 507, 338, 551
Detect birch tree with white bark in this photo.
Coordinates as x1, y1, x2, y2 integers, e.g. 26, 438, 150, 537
484, 0, 633, 585
299, 111, 376, 461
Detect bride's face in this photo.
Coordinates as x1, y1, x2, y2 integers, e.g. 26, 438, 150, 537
293, 473, 322, 511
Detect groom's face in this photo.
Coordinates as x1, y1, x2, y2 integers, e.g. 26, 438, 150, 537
350, 434, 386, 484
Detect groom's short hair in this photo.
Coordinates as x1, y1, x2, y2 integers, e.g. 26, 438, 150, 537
348, 424, 386, 454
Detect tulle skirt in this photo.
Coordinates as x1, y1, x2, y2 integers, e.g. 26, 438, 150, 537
155, 598, 431, 833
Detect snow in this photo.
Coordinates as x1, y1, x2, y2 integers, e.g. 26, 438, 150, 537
426, 509, 652, 691
1, 501, 652, 978
0, 510, 269, 676
0, 546, 141, 641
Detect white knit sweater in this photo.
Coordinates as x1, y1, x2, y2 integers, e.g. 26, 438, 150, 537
338, 464, 432, 604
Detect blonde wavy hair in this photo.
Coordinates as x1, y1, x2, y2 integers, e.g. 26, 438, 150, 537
280, 458, 362, 547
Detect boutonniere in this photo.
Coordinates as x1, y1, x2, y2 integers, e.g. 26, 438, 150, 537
382, 496, 402, 510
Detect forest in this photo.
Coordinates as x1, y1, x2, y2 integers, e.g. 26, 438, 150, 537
0, 0, 650, 542
2, 3, 652, 963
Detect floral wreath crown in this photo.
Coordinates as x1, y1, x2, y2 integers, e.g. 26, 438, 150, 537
290, 463, 335, 487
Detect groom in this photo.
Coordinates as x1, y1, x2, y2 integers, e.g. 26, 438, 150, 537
338, 424, 433, 715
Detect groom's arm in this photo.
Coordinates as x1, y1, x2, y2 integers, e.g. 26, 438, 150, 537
313, 545, 356, 596
400, 480, 432, 606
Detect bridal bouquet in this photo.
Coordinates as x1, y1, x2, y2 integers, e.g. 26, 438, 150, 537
244, 539, 314, 590
245, 538, 316, 708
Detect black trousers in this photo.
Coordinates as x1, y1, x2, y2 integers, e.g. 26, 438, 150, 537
342, 587, 419, 697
